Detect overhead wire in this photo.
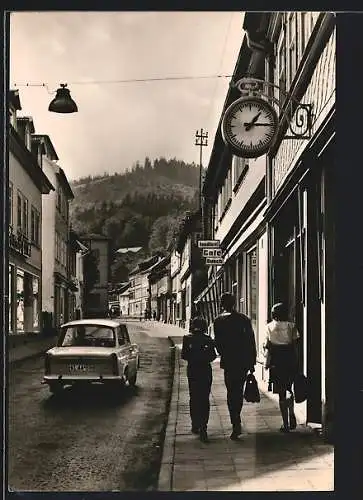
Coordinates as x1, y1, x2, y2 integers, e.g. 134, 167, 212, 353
12, 74, 234, 88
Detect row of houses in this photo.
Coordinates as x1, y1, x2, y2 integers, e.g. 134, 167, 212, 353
114, 11, 335, 442
8, 89, 111, 344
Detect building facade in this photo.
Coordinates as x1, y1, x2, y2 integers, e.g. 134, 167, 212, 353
176, 211, 206, 331
108, 282, 130, 316
68, 228, 88, 320
148, 256, 171, 322
39, 135, 74, 329
261, 11, 336, 439
128, 271, 149, 318
127, 255, 160, 317
81, 234, 111, 318
197, 11, 335, 441
118, 283, 130, 316
8, 91, 54, 339
75, 237, 88, 319
170, 246, 181, 324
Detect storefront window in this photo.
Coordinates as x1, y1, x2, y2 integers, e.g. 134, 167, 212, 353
16, 270, 24, 332
9, 265, 14, 332
247, 248, 258, 335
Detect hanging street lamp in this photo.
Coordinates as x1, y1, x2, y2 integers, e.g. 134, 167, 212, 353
48, 83, 78, 113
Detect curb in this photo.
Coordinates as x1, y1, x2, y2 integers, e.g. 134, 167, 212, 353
157, 336, 180, 491
9, 337, 58, 366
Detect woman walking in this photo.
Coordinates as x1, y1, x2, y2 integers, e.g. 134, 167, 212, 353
264, 303, 300, 433
181, 317, 217, 442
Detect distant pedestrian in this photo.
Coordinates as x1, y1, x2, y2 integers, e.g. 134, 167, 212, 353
181, 317, 217, 443
153, 310, 157, 320
263, 302, 299, 433
213, 292, 257, 440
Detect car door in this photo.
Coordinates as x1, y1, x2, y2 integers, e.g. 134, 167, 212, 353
121, 324, 137, 376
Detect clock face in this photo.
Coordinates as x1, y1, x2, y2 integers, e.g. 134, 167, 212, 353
222, 96, 278, 158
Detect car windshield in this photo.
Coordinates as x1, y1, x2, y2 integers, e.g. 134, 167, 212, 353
59, 325, 116, 348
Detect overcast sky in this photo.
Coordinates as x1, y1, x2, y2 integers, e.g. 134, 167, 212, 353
10, 11, 244, 181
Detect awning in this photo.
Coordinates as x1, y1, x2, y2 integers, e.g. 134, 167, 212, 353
194, 268, 223, 304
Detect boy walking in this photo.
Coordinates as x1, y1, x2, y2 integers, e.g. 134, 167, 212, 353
181, 317, 217, 443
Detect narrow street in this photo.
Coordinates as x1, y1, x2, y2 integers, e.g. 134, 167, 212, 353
8, 322, 173, 491
8, 10, 351, 494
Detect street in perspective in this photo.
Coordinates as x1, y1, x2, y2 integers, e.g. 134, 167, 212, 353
9, 321, 174, 491
6, 10, 340, 493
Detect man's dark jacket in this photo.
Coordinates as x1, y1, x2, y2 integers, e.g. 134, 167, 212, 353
213, 311, 257, 370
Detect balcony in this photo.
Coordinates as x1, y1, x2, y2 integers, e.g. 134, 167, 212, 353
9, 227, 31, 258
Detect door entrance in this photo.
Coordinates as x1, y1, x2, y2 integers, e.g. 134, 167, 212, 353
305, 170, 323, 425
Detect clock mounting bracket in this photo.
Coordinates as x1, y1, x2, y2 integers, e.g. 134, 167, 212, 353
229, 77, 313, 141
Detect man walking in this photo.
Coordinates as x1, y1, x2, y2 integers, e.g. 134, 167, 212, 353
213, 292, 257, 440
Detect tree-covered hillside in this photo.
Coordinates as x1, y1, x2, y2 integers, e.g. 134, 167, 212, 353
70, 157, 200, 282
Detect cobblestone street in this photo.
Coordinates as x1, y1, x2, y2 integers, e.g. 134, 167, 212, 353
8, 323, 173, 491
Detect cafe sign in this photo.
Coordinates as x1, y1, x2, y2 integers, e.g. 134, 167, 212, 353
202, 248, 222, 258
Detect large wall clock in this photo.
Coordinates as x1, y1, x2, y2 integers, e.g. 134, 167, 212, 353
221, 96, 279, 158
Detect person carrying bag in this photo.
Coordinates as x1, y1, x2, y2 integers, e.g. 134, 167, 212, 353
263, 303, 300, 433
213, 292, 257, 440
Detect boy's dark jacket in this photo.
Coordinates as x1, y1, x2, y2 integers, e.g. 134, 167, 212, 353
181, 333, 217, 366
213, 311, 257, 370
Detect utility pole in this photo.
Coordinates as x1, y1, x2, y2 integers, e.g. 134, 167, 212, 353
195, 129, 208, 216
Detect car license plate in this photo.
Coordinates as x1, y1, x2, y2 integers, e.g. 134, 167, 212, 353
69, 364, 94, 372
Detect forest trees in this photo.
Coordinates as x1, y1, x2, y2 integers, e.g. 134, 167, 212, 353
70, 156, 199, 281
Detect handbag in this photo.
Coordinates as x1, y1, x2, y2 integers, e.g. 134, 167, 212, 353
293, 372, 308, 403
244, 373, 261, 403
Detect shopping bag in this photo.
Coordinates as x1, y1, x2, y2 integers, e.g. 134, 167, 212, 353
244, 373, 261, 403
293, 372, 308, 403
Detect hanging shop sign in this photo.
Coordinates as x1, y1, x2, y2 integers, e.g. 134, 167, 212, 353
202, 248, 222, 258
198, 239, 220, 249
205, 257, 224, 266
221, 77, 312, 159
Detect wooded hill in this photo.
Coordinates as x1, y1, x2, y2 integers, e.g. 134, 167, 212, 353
70, 157, 200, 282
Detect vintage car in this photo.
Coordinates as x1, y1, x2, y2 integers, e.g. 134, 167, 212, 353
42, 318, 140, 394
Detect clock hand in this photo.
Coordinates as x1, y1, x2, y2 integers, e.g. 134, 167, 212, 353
244, 122, 272, 126
245, 112, 261, 131
251, 112, 261, 124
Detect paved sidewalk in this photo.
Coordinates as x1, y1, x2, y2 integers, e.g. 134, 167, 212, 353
158, 337, 334, 492
9, 336, 58, 364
